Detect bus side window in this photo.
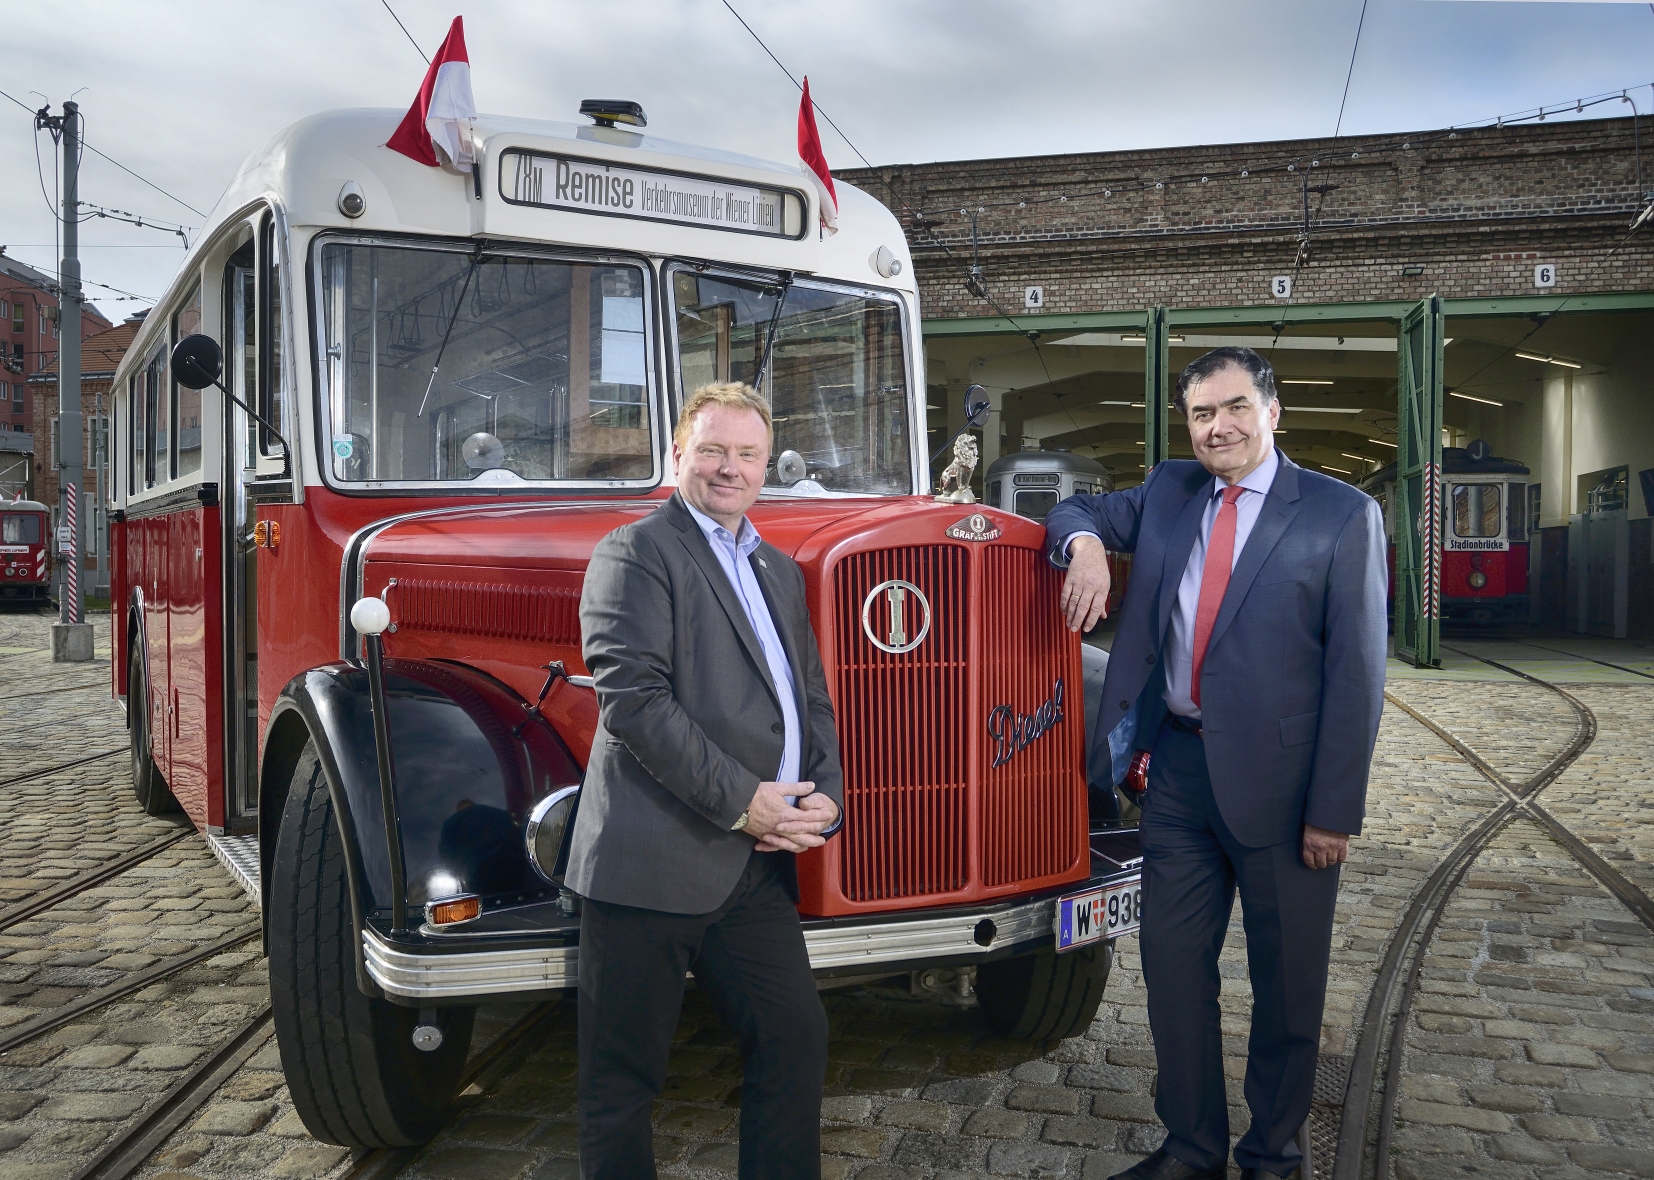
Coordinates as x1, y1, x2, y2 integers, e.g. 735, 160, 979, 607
173, 279, 203, 479
129, 373, 142, 496
257, 215, 286, 465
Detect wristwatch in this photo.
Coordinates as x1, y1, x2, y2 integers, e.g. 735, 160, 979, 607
731, 810, 751, 832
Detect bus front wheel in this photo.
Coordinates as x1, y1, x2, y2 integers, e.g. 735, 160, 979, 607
975, 941, 1113, 1041
269, 739, 475, 1148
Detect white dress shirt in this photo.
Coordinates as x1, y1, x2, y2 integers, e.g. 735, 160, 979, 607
683, 500, 802, 784
1163, 447, 1279, 718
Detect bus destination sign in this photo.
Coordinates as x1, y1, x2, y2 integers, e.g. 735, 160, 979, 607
501, 148, 802, 238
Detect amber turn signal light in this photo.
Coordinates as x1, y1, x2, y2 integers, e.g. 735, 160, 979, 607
425, 895, 482, 927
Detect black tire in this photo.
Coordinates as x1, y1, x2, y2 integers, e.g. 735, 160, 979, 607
269, 739, 476, 1147
128, 642, 179, 816
976, 941, 1113, 1041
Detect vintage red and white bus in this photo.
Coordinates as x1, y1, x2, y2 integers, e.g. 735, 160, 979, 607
1, 498, 51, 604
108, 103, 1141, 1147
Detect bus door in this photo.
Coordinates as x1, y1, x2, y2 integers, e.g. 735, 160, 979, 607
221, 243, 259, 828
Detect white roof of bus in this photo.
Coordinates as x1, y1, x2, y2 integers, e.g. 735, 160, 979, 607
121, 108, 915, 380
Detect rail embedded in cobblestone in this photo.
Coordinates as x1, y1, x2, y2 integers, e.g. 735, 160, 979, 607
0, 829, 192, 934
66, 1007, 275, 1180
0, 747, 124, 790
0, 925, 260, 1055
1334, 646, 1650, 1180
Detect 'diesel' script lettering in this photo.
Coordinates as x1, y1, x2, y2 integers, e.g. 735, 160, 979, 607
987, 679, 1065, 769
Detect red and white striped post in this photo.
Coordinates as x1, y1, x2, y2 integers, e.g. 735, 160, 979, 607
63, 484, 80, 624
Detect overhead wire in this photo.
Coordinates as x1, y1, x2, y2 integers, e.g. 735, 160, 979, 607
380, 0, 430, 64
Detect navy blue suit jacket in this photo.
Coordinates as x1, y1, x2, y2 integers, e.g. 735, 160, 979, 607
1045, 454, 1388, 847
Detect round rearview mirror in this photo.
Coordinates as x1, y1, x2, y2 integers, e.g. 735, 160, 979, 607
525, 786, 581, 884
171, 334, 223, 391
776, 449, 807, 484
462, 432, 506, 471
964, 384, 992, 428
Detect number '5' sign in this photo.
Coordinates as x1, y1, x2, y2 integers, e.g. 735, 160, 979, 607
1271, 275, 1293, 299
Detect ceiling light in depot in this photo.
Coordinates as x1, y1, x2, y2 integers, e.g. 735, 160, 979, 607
1284, 406, 1363, 414
1514, 351, 1581, 369
1448, 390, 1504, 407
1280, 379, 1334, 386
1368, 438, 1397, 448
1340, 452, 1372, 463
1321, 465, 1352, 475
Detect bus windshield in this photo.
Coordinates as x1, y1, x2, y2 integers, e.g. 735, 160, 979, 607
671, 269, 912, 496
318, 242, 656, 486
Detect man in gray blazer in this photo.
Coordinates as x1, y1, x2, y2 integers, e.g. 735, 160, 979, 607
1044, 348, 1387, 1180
570, 382, 844, 1180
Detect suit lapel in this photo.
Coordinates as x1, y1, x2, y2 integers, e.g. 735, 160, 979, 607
751, 548, 811, 728
1205, 456, 1302, 656
665, 495, 783, 709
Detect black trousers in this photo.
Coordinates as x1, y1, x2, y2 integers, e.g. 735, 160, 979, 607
1139, 722, 1340, 1175
577, 851, 828, 1180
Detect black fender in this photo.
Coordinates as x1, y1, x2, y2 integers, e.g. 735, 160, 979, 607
259, 658, 582, 994
1080, 642, 1124, 824
125, 590, 149, 731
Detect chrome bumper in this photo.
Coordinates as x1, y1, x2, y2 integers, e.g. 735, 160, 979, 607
363, 893, 1064, 1001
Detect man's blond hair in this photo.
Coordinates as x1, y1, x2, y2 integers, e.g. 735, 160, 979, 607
674, 382, 772, 449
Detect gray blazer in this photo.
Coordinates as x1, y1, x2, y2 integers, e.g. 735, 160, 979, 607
1045, 454, 1388, 847
566, 493, 845, 914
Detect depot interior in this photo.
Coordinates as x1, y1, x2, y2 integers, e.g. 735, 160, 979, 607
924, 307, 1654, 639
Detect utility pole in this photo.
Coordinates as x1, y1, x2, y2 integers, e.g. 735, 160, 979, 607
48, 99, 92, 661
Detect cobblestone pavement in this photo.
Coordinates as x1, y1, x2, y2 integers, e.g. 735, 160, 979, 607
2, 607, 1651, 1180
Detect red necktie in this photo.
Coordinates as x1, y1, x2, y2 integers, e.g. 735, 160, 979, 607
1190, 485, 1245, 709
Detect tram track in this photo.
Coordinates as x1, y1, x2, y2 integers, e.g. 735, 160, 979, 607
0, 746, 124, 789
1330, 647, 1654, 1180
0, 826, 192, 934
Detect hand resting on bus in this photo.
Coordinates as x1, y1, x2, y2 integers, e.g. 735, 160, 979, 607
746, 780, 839, 853
1061, 534, 1113, 633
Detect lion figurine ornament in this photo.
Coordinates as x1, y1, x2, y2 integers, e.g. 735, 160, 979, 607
934, 435, 980, 504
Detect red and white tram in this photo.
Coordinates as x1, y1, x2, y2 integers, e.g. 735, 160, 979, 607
1361, 439, 1531, 627
107, 104, 1141, 1146
1, 498, 52, 604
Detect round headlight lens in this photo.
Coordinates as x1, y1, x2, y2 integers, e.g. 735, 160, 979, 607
1467, 571, 1488, 589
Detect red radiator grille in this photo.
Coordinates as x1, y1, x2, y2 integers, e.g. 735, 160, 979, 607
979, 548, 1086, 887
394, 577, 581, 645
831, 546, 969, 903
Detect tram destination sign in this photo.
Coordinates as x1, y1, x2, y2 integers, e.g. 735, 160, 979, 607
500, 148, 804, 239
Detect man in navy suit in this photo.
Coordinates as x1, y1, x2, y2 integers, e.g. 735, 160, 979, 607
1045, 347, 1387, 1180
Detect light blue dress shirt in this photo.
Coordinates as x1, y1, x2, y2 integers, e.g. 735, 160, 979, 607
683, 500, 802, 785
1162, 447, 1279, 718
1065, 446, 1279, 720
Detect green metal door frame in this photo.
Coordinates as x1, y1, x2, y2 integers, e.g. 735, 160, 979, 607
1395, 296, 1445, 668
1144, 307, 1170, 468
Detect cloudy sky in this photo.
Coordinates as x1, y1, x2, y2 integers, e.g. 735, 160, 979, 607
4, 0, 1653, 321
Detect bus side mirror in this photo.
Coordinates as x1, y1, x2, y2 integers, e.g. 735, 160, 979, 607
964, 384, 992, 428
171, 334, 224, 391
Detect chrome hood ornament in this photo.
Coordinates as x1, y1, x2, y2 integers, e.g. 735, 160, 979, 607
934, 435, 979, 504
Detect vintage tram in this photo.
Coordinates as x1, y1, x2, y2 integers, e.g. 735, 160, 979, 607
1360, 440, 1530, 627
986, 449, 1131, 621
1, 498, 51, 604
106, 104, 1141, 1147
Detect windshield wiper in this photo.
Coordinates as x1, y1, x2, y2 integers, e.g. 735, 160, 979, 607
752, 271, 793, 391
417, 245, 487, 417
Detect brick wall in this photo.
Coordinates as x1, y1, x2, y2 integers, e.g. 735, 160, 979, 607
838, 115, 1654, 318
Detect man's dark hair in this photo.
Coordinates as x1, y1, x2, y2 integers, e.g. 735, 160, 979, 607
1174, 346, 1278, 415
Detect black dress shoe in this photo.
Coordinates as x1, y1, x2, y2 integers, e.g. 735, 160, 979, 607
1237, 1168, 1300, 1179
1107, 1147, 1226, 1180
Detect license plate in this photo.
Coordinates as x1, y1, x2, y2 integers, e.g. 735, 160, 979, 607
1055, 879, 1141, 952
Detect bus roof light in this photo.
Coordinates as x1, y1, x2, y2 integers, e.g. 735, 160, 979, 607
580, 100, 647, 128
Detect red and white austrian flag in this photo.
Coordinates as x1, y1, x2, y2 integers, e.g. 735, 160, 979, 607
797, 77, 838, 235
387, 16, 478, 171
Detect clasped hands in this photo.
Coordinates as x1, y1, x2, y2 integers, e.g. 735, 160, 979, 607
745, 780, 838, 853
